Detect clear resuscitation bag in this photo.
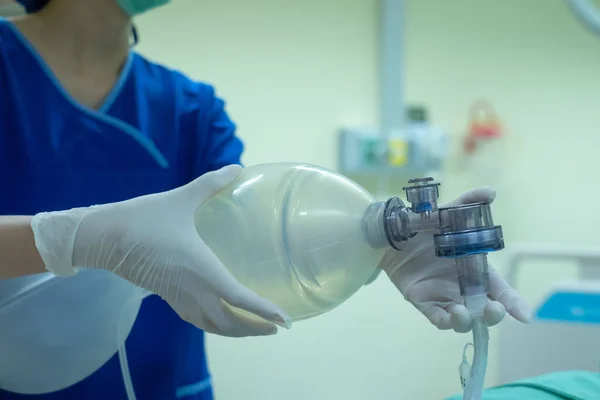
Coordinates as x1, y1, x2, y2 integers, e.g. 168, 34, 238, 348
0, 269, 146, 394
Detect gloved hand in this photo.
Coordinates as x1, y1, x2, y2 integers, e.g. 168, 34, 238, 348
31, 165, 291, 337
378, 187, 532, 333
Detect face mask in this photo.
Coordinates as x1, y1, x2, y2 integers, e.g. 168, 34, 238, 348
0, 3, 26, 16
116, 0, 171, 17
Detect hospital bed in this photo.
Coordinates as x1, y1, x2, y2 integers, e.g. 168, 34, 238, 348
497, 243, 600, 384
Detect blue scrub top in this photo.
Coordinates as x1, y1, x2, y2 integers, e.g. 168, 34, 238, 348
0, 19, 243, 399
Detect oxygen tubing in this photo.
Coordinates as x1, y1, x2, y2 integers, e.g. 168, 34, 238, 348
462, 317, 489, 400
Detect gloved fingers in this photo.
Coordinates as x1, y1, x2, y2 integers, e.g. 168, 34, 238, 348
421, 304, 453, 330
421, 302, 503, 332
201, 295, 280, 337
181, 164, 243, 203
488, 268, 532, 323
190, 243, 292, 329
496, 288, 532, 323
178, 307, 222, 334
204, 312, 279, 338
171, 268, 284, 337
220, 284, 292, 329
483, 300, 506, 327
172, 293, 220, 333
216, 308, 280, 338
177, 298, 278, 337
449, 304, 472, 333
449, 300, 505, 332
441, 187, 496, 208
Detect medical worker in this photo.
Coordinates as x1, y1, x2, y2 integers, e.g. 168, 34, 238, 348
0, 164, 291, 330
0, 0, 531, 398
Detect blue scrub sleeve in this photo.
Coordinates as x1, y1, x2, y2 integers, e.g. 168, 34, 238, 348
194, 85, 244, 174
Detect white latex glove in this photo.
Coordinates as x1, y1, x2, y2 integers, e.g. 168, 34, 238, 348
31, 165, 292, 337
379, 187, 532, 333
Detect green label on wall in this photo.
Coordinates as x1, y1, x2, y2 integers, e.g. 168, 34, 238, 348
362, 138, 381, 166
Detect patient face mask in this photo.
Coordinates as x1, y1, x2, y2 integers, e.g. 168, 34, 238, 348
116, 0, 171, 16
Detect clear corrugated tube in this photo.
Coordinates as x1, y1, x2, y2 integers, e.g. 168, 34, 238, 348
461, 316, 489, 400
117, 291, 150, 400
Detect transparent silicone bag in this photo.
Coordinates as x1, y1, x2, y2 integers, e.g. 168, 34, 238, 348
0, 269, 145, 394
194, 163, 386, 321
